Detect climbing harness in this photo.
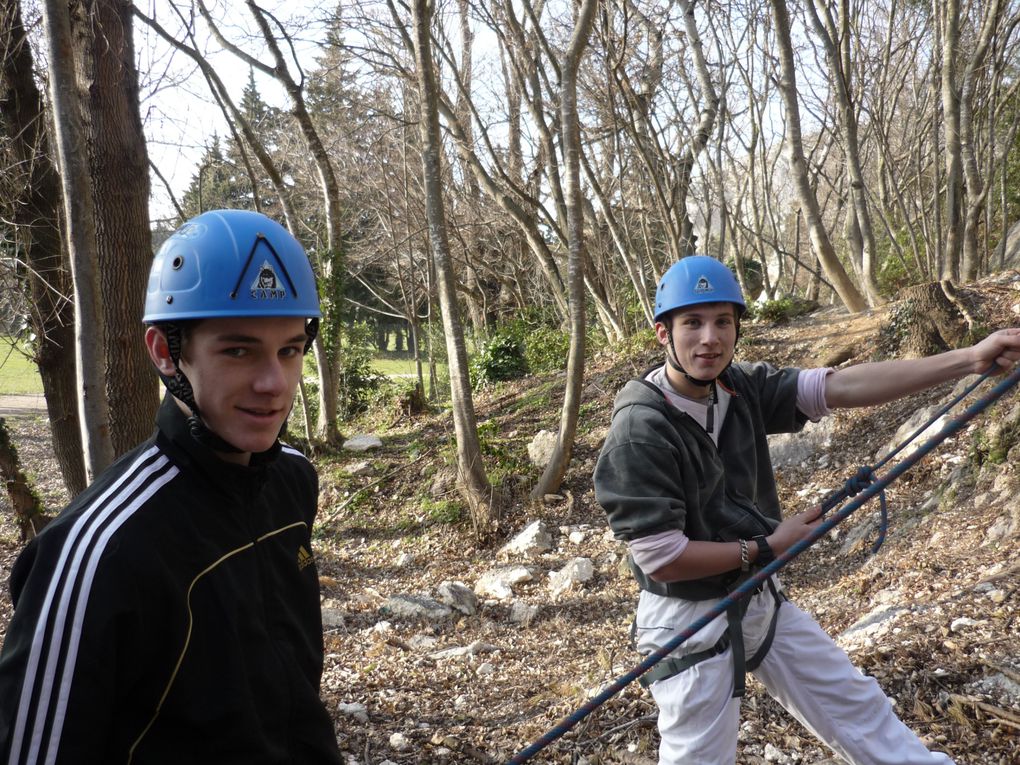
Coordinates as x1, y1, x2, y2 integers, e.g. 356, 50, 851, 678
636, 578, 786, 698
506, 364, 1020, 765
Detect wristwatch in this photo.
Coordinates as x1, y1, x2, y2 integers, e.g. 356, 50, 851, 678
753, 535, 775, 567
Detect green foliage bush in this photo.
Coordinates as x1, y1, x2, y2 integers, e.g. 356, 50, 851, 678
470, 331, 528, 387
336, 321, 386, 418
422, 499, 465, 525
876, 301, 915, 356
877, 250, 921, 295
522, 325, 570, 373
970, 405, 1020, 467
747, 296, 817, 324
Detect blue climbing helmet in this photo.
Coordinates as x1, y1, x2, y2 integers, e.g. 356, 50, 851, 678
654, 255, 746, 397
143, 210, 320, 454
144, 209, 321, 322
654, 255, 746, 323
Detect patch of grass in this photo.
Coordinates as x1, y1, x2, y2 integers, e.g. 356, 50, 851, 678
420, 498, 464, 525
371, 354, 447, 381
0, 337, 41, 395
746, 296, 818, 324
501, 380, 557, 417
396, 496, 466, 531
577, 401, 600, 434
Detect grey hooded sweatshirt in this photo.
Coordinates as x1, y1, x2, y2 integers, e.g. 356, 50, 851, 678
594, 361, 809, 601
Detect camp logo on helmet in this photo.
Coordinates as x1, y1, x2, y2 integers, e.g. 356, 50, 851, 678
693, 275, 714, 294
250, 260, 288, 301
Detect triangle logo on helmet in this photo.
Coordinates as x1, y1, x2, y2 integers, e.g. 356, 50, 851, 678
694, 275, 714, 294
250, 261, 288, 301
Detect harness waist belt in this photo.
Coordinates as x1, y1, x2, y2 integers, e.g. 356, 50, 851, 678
638, 577, 786, 696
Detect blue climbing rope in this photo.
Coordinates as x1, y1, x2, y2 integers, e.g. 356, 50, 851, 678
506, 364, 1020, 765
814, 367, 998, 553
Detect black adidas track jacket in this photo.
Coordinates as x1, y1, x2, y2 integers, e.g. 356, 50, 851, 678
0, 397, 342, 764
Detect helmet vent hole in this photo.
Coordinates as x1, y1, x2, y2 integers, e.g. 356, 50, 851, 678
171, 256, 184, 270
166, 296, 173, 304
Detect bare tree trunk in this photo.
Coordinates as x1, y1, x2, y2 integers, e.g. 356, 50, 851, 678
42, 0, 114, 481
532, 0, 596, 499
807, 0, 884, 305
940, 0, 963, 281
0, 0, 86, 494
769, 0, 867, 313
74, 0, 157, 455
958, 0, 1004, 281
411, 0, 493, 535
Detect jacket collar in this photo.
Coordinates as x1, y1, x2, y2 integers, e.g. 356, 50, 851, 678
155, 394, 280, 493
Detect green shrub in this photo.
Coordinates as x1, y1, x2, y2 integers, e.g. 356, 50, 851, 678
970, 406, 1020, 467
750, 296, 818, 324
523, 326, 570, 373
877, 252, 920, 295
421, 498, 465, 525
876, 301, 915, 356
470, 331, 528, 387
336, 322, 387, 418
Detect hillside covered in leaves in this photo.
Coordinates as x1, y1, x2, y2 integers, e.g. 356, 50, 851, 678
2, 276, 1020, 764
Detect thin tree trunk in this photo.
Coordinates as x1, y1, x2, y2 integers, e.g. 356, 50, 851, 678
769, 0, 867, 313
42, 0, 114, 481
940, 0, 963, 281
0, 0, 86, 494
532, 0, 596, 499
807, 0, 884, 305
958, 0, 1004, 281
195, 0, 345, 445
411, 0, 493, 535
76, 0, 157, 455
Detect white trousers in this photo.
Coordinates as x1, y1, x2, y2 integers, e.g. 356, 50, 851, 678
637, 585, 954, 765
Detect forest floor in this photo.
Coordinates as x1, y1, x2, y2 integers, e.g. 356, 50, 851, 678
2, 276, 1020, 764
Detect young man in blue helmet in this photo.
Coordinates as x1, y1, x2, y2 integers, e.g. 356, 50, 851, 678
0, 210, 343, 764
594, 255, 1020, 765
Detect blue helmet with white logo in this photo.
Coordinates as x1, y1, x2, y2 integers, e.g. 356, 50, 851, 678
653, 255, 745, 323
143, 210, 320, 455
143, 209, 321, 323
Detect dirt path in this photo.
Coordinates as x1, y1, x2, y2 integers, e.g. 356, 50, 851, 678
0, 394, 46, 417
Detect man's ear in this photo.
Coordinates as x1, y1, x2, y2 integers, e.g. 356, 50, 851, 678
654, 320, 671, 347
144, 326, 177, 376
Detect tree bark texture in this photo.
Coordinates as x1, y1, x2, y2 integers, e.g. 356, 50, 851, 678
70, 0, 157, 456
42, 0, 115, 481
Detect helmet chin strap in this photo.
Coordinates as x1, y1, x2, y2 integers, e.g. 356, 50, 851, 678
161, 324, 246, 454
664, 326, 721, 387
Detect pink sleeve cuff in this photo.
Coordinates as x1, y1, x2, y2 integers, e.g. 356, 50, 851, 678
628, 529, 689, 575
797, 367, 833, 422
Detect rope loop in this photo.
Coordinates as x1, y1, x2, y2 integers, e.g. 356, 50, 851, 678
843, 465, 875, 496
